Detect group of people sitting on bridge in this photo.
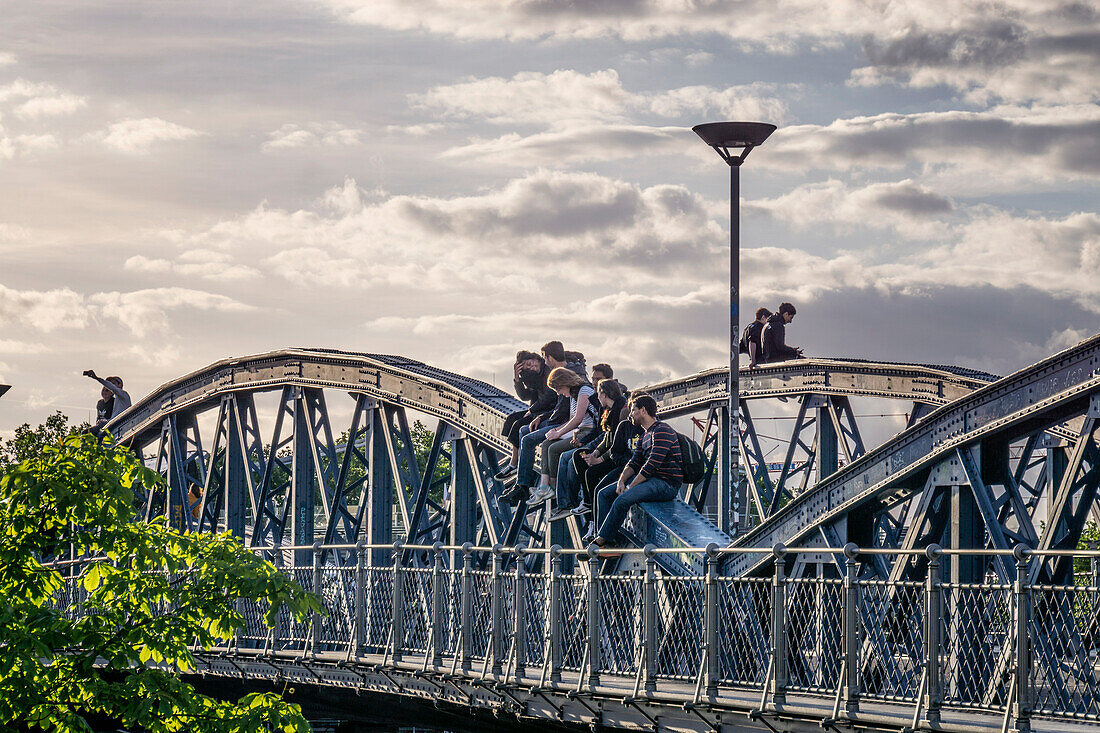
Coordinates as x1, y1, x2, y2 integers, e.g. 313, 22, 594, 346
495, 341, 684, 550
741, 302, 802, 368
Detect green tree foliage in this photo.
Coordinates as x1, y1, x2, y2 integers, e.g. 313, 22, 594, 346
0, 410, 86, 473
0, 432, 322, 732
410, 420, 450, 505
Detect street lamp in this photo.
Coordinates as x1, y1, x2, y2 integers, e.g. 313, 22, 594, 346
693, 121, 776, 537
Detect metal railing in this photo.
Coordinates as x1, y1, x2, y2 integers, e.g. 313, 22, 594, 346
54, 541, 1100, 731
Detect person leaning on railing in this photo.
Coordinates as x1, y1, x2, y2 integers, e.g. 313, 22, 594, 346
590, 393, 682, 551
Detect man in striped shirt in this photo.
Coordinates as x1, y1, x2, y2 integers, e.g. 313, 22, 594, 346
590, 393, 682, 549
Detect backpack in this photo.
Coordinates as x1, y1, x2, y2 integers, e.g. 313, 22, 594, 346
738, 321, 760, 355
676, 432, 707, 484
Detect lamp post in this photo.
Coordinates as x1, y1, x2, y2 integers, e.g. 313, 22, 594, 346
693, 121, 775, 537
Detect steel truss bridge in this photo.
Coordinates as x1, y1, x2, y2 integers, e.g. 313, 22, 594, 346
91, 334, 1100, 732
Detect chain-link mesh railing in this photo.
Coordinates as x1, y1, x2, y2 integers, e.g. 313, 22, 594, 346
786, 578, 843, 693
718, 576, 771, 686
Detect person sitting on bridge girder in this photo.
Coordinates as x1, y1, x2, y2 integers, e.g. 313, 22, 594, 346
761, 302, 803, 364
500, 341, 588, 505
83, 369, 131, 436
740, 307, 772, 369
589, 393, 683, 551
528, 368, 599, 506
496, 351, 556, 480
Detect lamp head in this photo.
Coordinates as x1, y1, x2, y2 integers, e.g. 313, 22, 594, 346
693, 121, 776, 165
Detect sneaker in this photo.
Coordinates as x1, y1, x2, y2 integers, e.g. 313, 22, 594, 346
571, 502, 591, 516
547, 505, 575, 521
501, 485, 529, 506
528, 485, 555, 503
581, 530, 596, 544
494, 464, 517, 480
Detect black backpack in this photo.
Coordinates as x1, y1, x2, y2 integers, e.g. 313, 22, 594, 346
676, 432, 707, 484
738, 322, 760, 355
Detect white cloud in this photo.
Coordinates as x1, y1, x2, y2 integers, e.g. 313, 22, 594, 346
124, 254, 261, 281
412, 69, 789, 125
262, 122, 364, 152
93, 118, 202, 154
88, 287, 255, 337
15, 93, 86, 119
0, 53, 15, 67
0, 283, 88, 332
0, 339, 49, 354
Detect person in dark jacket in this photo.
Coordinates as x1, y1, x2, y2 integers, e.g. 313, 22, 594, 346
743, 307, 772, 368
496, 351, 555, 479
590, 394, 682, 549
761, 302, 803, 363
548, 378, 627, 521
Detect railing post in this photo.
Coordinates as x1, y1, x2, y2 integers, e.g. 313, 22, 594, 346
354, 539, 367, 657
705, 542, 721, 697
842, 543, 861, 715
490, 544, 504, 676
586, 545, 602, 689
549, 545, 563, 684
770, 543, 788, 707
431, 541, 444, 668
311, 542, 322, 656
513, 545, 527, 682
1011, 545, 1033, 733
923, 544, 943, 726
643, 545, 657, 694
391, 540, 404, 663
460, 542, 473, 673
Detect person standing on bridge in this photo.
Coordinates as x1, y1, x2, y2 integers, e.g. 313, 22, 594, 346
590, 394, 682, 550
84, 369, 131, 436
761, 303, 803, 363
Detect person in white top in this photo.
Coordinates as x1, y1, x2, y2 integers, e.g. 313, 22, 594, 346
528, 368, 598, 504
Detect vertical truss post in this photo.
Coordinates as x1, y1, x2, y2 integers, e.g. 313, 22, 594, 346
460, 543, 473, 673
704, 544, 721, 697
643, 545, 657, 694
490, 545, 504, 676
513, 545, 527, 682
1011, 546, 1033, 733
923, 545, 943, 726
717, 405, 734, 535
310, 542, 322, 656
450, 439, 477, 551
391, 540, 404, 663
818, 400, 839, 482
354, 540, 367, 656
842, 544, 861, 715
225, 402, 247, 539
165, 414, 191, 532
549, 545, 563, 684
369, 407, 393, 566
770, 545, 788, 707
292, 391, 315, 566
430, 542, 444, 668
586, 550, 602, 689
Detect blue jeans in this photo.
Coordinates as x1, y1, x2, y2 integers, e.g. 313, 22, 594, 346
517, 422, 556, 487
595, 476, 679, 544
555, 448, 581, 508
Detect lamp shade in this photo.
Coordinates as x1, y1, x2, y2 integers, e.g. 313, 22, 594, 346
692, 121, 776, 149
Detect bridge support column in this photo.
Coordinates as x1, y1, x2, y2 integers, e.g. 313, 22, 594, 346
368, 407, 393, 567
586, 554, 602, 689
842, 545, 861, 715
769, 546, 788, 707
643, 546, 657, 694
549, 546, 563, 683
391, 541, 404, 663
704, 545, 721, 697
291, 391, 315, 566
513, 546, 526, 682
460, 544, 473, 673
449, 441, 476, 556
490, 546, 504, 676
224, 404, 246, 539
430, 543, 444, 668
354, 540, 367, 656
922, 545, 943, 726
1010, 548, 1033, 733
818, 401, 838, 483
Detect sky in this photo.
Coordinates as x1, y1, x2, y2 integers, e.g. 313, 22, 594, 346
0, 0, 1097, 434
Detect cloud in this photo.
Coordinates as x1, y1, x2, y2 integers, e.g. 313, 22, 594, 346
0, 339, 49, 355
0, 53, 15, 67
93, 118, 202, 154
124, 254, 261, 281
763, 106, 1100, 186
412, 69, 789, 125
745, 179, 955, 239
15, 93, 86, 119
314, 0, 1099, 105
88, 287, 255, 337
0, 283, 88, 332
261, 122, 365, 152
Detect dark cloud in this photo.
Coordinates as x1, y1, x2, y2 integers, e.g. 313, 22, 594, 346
519, 0, 647, 18
868, 186, 953, 215
862, 22, 1027, 70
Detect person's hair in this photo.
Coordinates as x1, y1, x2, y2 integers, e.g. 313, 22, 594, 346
541, 340, 565, 363
592, 363, 613, 379
629, 393, 658, 418
755, 307, 772, 320
516, 349, 541, 363
778, 302, 796, 316
598, 378, 622, 402
547, 366, 585, 391
106, 376, 124, 388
